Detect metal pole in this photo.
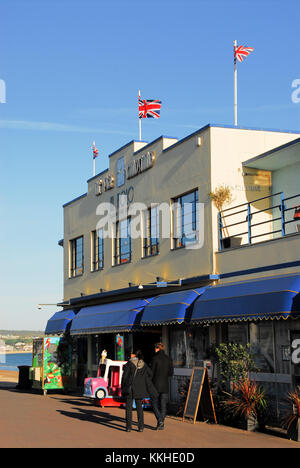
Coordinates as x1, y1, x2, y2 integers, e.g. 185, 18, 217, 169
234, 40, 238, 126
138, 90, 142, 141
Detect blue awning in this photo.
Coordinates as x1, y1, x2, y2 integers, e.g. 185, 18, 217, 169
45, 309, 76, 335
191, 274, 300, 323
140, 288, 206, 326
70, 298, 153, 335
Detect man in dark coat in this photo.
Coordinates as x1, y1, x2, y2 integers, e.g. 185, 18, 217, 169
121, 350, 158, 432
150, 342, 174, 430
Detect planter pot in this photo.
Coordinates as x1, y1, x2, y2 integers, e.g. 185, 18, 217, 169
221, 236, 242, 249
246, 414, 259, 432
239, 415, 259, 432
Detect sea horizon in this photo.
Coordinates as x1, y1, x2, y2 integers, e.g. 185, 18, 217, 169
0, 352, 32, 371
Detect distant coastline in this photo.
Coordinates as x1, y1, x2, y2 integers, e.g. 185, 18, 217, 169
2, 351, 32, 355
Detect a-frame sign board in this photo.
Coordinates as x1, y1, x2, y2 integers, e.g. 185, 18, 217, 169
182, 367, 217, 424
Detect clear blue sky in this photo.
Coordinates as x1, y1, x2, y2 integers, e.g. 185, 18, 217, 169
1, 0, 300, 330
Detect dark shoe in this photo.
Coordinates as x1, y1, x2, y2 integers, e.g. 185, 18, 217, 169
126, 428, 131, 432
138, 428, 144, 432
157, 421, 164, 430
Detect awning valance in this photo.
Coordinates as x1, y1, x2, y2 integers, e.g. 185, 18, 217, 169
140, 288, 206, 326
191, 274, 300, 324
45, 309, 76, 335
70, 298, 153, 335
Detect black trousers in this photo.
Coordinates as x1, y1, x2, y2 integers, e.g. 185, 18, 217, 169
151, 393, 168, 424
125, 391, 144, 430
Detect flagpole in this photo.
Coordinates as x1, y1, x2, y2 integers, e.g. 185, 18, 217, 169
233, 40, 238, 126
138, 89, 142, 141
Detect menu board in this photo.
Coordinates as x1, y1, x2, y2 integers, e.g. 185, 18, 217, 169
183, 367, 217, 424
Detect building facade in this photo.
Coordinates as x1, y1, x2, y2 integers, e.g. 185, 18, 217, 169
46, 124, 300, 419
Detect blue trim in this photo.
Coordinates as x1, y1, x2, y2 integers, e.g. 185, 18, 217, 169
63, 193, 87, 208
87, 168, 109, 183
220, 261, 300, 280
163, 123, 300, 154
243, 137, 300, 167
141, 288, 206, 326
191, 274, 300, 323
108, 140, 148, 158
45, 310, 76, 334
70, 298, 154, 334
133, 135, 178, 155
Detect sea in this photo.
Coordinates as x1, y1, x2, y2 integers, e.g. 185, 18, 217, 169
0, 353, 32, 371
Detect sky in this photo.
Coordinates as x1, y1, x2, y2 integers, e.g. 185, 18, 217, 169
1, 0, 300, 330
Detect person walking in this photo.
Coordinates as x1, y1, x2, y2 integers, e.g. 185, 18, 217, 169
121, 350, 157, 432
150, 342, 174, 430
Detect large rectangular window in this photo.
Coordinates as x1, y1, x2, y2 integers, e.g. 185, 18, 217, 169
172, 189, 199, 248
70, 236, 84, 277
92, 229, 104, 271
114, 218, 131, 265
143, 205, 159, 257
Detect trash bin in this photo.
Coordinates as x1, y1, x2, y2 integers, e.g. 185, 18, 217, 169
17, 365, 32, 390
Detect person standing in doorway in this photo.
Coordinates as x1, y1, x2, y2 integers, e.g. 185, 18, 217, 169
150, 342, 174, 430
121, 350, 157, 432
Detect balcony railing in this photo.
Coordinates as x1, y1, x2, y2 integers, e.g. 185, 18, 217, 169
218, 192, 300, 251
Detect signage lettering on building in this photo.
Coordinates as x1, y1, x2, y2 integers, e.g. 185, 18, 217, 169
95, 174, 115, 196
127, 151, 156, 179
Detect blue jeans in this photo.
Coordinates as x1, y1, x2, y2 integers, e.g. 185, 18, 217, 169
151, 393, 168, 424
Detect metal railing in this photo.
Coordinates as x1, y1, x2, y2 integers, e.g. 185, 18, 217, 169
218, 192, 300, 251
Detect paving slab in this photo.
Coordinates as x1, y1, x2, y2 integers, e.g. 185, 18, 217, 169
0, 377, 299, 449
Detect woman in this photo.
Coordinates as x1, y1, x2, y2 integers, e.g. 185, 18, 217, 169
121, 350, 158, 432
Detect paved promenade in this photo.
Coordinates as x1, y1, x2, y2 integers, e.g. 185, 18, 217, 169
0, 372, 299, 449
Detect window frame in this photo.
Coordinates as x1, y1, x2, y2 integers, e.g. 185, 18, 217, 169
143, 205, 160, 257
69, 235, 84, 278
114, 217, 131, 266
172, 189, 199, 249
91, 229, 104, 272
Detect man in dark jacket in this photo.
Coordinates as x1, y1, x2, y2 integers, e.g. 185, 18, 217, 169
150, 342, 174, 430
121, 350, 157, 432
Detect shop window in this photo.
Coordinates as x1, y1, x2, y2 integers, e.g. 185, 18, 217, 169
69, 236, 84, 277
91, 229, 104, 271
169, 325, 209, 368
114, 218, 131, 265
143, 205, 159, 257
227, 323, 248, 346
250, 322, 275, 373
172, 189, 199, 249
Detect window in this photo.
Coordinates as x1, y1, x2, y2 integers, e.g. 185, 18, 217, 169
116, 156, 125, 187
172, 189, 199, 248
169, 325, 209, 368
143, 205, 159, 257
70, 236, 84, 277
92, 229, 104, 271
114, 218, 131, 265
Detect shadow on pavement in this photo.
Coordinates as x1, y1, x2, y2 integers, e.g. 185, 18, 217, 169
57, 406, 155, 432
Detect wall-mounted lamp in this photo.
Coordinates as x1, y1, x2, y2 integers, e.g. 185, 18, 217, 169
197, 136, 202, 147
37, 303, 58, 310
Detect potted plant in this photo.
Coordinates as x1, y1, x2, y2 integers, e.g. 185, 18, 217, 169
222, 378, 267, 431
209, 185, 237, 248
283, 386, 300, 441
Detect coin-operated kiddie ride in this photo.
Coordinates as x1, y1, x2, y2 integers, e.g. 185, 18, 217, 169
83, 350, 150, 408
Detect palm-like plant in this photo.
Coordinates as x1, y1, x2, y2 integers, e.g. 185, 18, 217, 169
223, 378, 267, 421
209, 185, 233, 238
283, 387, 300, 439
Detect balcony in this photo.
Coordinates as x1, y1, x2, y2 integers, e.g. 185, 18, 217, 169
218, 192, 300, 251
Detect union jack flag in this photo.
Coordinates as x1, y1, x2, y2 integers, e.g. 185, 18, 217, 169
234, 44, 254, 63
92, 141, 99, 159
139, 97, 161, 119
